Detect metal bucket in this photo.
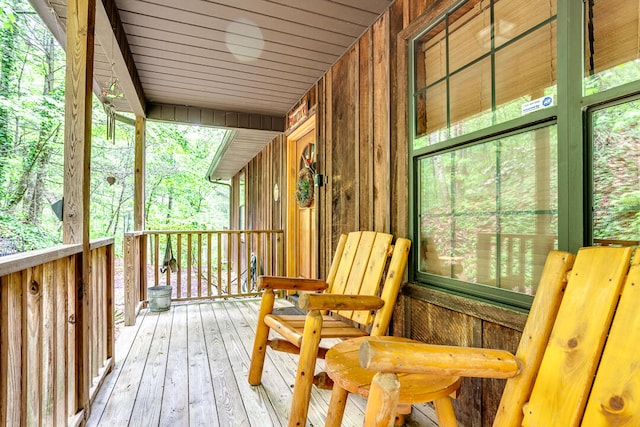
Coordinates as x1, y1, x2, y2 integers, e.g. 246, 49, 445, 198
148, 286, 172, 312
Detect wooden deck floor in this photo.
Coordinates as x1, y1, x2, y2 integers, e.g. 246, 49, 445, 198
87, 298, 437, 427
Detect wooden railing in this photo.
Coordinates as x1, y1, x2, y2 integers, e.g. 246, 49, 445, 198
477, 232, 557, 293
123, 230, 284, 325
593, 238, 640, 247
0, 238, 114, 427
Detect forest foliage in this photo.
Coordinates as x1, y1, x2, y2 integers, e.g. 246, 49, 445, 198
0, 0, 229, 255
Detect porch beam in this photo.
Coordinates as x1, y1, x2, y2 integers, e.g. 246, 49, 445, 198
63, 0, 96, 417
147, 102, 285, 132
95, 0, 146, 116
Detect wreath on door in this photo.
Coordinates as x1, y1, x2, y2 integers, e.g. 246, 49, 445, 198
296, 142, 316, 208
296, 167, 314, 208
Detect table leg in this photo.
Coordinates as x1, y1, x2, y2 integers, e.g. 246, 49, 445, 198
325, 386, 349, 427
364, 372, 400, 427
434, 397, 458, 427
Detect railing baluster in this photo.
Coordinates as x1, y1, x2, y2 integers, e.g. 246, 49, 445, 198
91, 252, 98, 378
164, 233, 171, 288
227, 233, 232, 296
187, 234, 192, 299
207, 233, 212, 297
237, 232, 243, 295
56, 257, 68, 426
154, 234, 160, 287
42, 259, 55, 423
266, 232, 271, 275
140, 234, 148, 303
217, 233, 222, 296
197, 233, 203, 298
26, 264, 42, 426
1, 272, 22, 426
177, 234, 182, 299
257, 232, 262, 288
67, 256, 77, 417
106, 243, 114, 375
243, 232, 248, 295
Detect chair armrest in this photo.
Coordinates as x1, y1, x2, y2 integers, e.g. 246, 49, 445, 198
298, 293, 384, 311
360, 340, 521, 379
258, 276, 328, 291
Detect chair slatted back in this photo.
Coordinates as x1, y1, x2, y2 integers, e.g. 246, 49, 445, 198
581, 253, 640, 425
359, 246, 639, 427
325, 233, 348, 291
350, 233, 395, 325
493, 250, 576, 427
325, 231, 396, 327
522, 247, 632, 426
329, 232, 365, 295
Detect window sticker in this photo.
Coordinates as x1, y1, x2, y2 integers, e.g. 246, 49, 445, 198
521, 95, 555, 115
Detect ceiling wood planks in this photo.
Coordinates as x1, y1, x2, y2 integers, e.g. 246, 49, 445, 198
30, 0, 393, 178
32, 0, 392, 117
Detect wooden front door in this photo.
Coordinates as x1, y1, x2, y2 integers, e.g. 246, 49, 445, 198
287, 117, 318, 278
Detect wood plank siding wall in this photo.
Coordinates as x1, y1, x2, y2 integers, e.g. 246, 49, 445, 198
235, 1, 529, 425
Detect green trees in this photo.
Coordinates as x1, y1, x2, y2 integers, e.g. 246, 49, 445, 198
0, 1, 228, 253
144, 122, 229, 231
0, 0, 64, 249
591, 101, 640, 241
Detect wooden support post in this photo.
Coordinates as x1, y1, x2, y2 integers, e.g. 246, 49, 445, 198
134, 116, 145, 231
63, 0, 96, 418
106, 243, 115, 359
134, 117, 146, 310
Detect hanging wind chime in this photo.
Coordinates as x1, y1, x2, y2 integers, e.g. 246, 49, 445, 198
101, 37, 124, 142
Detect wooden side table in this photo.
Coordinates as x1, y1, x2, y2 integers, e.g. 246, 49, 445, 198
324, 336, 461, 427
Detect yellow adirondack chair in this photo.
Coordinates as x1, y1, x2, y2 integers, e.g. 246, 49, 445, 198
248, 231, 411, 427
359, 246, 639, 426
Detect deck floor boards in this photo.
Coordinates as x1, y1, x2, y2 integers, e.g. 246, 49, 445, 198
87, 299, 437, 427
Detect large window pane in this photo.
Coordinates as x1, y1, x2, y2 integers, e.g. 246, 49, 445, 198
585, 0, 640, 94
494, 0, 557, 47
415, 20, 447, 91
415, 82, 447, 147
413, 0, 557, 149
494, 22, 557, 123
448, 0, 491, 73
450, 59, 493, 135
591, 101, 640, 243
500, 127, 558, 212
417, 126, 558, 295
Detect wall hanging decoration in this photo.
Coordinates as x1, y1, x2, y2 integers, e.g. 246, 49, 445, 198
296, 167, 314, 207
296, 142, 316, 207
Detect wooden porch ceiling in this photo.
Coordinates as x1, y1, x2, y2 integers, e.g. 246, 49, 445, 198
30, 0, 393, 179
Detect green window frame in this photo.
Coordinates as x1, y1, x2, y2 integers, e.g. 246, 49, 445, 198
408, 0, 640, 309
